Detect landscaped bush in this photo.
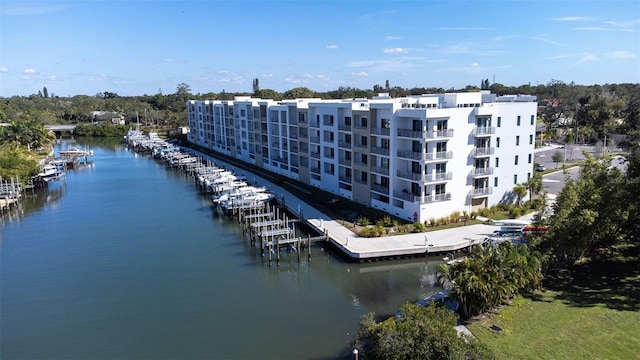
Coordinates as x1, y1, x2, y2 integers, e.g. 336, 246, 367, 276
413, 221, 425, 232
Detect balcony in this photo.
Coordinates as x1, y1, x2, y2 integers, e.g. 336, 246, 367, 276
473, 126, 495, 136
425, 171, 452, 182
310, 151, 320, 159
426, 129, 454, 139
472, 147, 495, 157
354, 143, 368, 150
397, 170, 422, 181
338, 124, 351, 131
394, 190, 419, 203
424, 193, 452, 203
338, 158, 351, 166
397, 149, 424, 160
339, 175, 352, 183
338, 141, 352, 149
353, 160, 368, 169
397, 128, 423, 139
470, 167, 494, 177
310, 167, 321, 174
425, 151, 453, 161
470, 187, 493, 197
309, 136, 320, 143
371, 147, 390, 156
371, 183, 390, 195
371, 127, 391, 136
370, 166, 390, 175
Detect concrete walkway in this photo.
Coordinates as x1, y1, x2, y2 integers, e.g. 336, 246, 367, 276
189, 148, 507, 261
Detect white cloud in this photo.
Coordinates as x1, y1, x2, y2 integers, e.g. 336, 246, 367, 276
471, 62, 480, 67
573, 54, 598, 65
574, 27, 633, 32
326, 44, 338, 49
607, 50, 637, 59
383, 36, 402, 41
23, 68, 36, 74
531, 36, 564, 46
352, 71, 368, 78
383, 48, 408, 54
88, 73, 109, 82
163, 58, 188, 63
439, 27, 486, 31
493, 35, 520, 41
553, 16, 593, 21
0, 67, 8, 73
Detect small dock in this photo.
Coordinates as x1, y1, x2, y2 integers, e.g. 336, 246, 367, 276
233, 202, 329, 266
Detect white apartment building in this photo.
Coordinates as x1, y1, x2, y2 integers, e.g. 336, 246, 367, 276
187, 91, 537, 223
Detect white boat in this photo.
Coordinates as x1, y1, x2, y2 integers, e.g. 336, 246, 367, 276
59, 146, 93, 157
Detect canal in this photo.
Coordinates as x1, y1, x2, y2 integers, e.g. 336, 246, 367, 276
1, 138, 444, 359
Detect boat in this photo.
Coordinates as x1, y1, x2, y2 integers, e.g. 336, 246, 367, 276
59, 146, 94, 157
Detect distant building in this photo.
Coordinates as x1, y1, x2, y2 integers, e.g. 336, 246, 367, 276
186, 91, 537, 222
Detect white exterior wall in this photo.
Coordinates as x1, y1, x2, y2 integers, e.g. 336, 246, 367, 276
186, 92, 537, 223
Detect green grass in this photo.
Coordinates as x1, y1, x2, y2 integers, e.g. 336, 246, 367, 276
467, 250, 640, 359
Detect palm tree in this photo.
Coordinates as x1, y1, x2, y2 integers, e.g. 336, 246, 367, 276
513, 183, 528, 207
525, 174, 543, 203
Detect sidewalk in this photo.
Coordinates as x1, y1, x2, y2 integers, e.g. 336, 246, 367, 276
190, 148, 509, 261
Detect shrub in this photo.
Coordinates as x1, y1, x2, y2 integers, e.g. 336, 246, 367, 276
428, 217, 437, 227
357, 216, 370, 227
413, 221, 425, 232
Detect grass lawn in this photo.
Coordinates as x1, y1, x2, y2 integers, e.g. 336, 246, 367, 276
467, 251, 640, 359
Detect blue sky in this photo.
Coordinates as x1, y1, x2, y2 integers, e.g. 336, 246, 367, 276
1, 0, 638, 97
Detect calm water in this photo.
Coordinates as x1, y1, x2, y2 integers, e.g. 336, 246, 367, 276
1, 138, 442, 359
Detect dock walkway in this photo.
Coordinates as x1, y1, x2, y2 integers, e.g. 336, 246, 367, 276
188, 148, 500, 261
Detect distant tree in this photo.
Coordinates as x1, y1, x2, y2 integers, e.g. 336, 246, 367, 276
551, 151, 564, 167
38, 90, 43, 97
257, 89, 281, 100
43, 86, 49, 98
385, 79, 390, 90
353, 302, 492, 360
282, 87, 315, 99
175, 83, 191, 96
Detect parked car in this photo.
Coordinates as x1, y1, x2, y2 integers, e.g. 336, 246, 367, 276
535, 164, 546, 172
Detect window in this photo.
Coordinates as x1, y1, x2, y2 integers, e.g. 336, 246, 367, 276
494, 177, 498, 187
497, 117, 501, 127
435, 183, 446, 195
515, 155, 519, 165
516, 136, 520, 146
529, 134, 533, 144
517, 116, 521, 126
514, 174, 518, 184
528, 154, 532, 163
495, 157, 499, 168
530, 115, 535, 125
496, 137, 500, 148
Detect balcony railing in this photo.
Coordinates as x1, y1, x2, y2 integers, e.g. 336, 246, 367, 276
470, 187, 493, 197
338, 158, 351, 166
338, 124, 351, 131
309, 136, 320, 143
397, 170, 423, 181
371, 147, 390, 156
370, 166, 390, 175
310, 167, 321, 174
473, 126, 495, 136
397, 129, 423, 139
353, 160, 368, 168
425, 151, 453, 160
394, 191, 419, 203
370, 183, 389, 195
471, 167, 494, 177
425, 171, 452, 182
339, 176, 351, 183
424, 193, 452, 203
371, 127, 391, 136
354, 143, 368, 149
338, 141, 352, 149
397, 149, 424, 160
310, 152, 320, 159
472, 147, 495, 156
426, 129, 455, 139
